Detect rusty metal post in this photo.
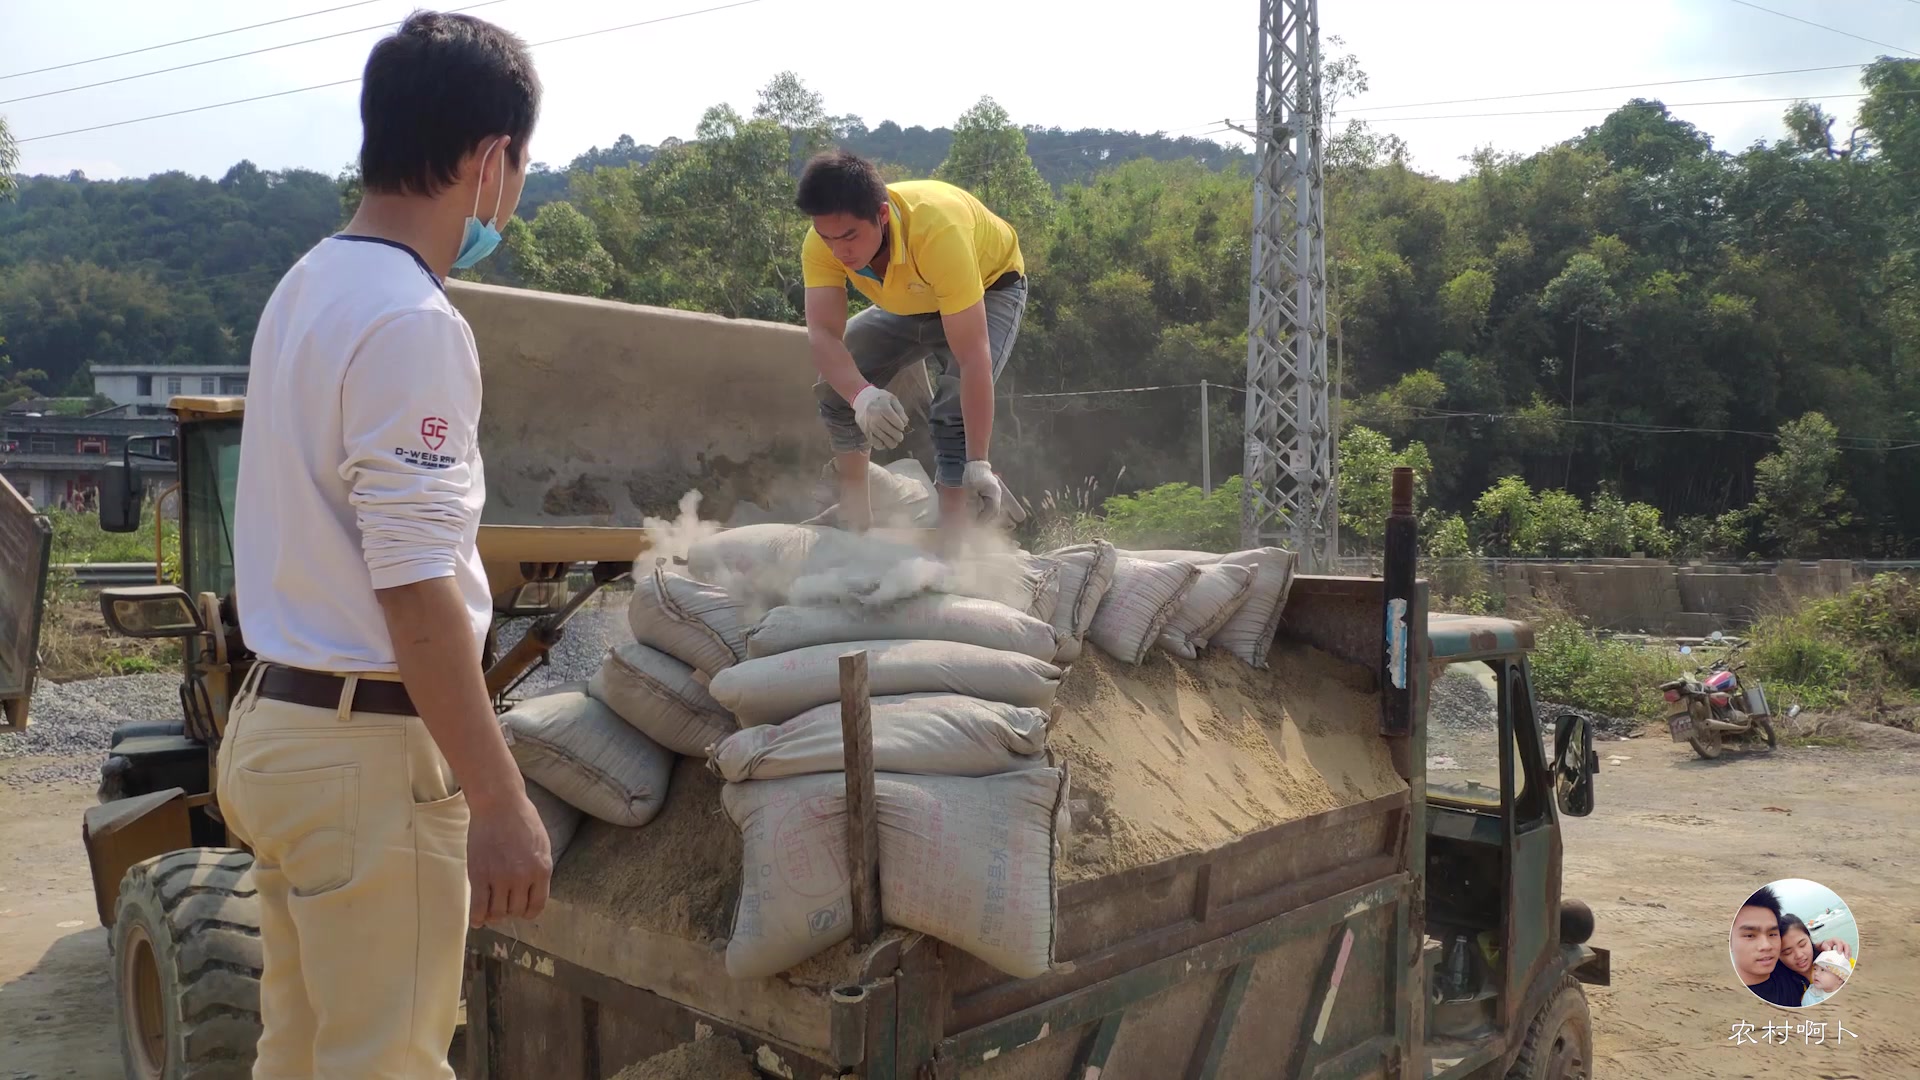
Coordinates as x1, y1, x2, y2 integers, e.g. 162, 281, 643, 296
1380, 467, 1415, 737
840, 650, 881, 948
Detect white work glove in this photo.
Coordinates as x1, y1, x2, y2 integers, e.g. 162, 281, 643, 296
851, 385, 910, 450
962, 460, 1003, 523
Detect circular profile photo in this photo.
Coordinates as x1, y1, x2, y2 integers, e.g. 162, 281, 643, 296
1729, 878, 1860, 1009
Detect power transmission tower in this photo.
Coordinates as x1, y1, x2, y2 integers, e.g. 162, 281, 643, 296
1238, 0, 1336, 570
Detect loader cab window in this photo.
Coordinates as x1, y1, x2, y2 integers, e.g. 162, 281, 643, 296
1427, 660, 1528, 812
180, 419, 241, 600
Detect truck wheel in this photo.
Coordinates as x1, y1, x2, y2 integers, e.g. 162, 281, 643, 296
110, 848, 264, 1079
1505, 976, 1592, 1080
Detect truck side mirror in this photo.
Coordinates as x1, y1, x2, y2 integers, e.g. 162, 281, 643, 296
1553, 712, 1597, 817
99, 461, 142, 534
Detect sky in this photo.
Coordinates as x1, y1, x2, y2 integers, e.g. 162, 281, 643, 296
1767, 877, 1851, 921
2, 0, 1916, 184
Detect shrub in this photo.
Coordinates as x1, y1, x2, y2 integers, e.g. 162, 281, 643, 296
1100, 476, 1245, 551
1526, 607, 1676, 720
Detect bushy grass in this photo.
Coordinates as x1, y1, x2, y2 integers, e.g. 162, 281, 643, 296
45, 504, 179, 571
1748, 573, 1920, 710
1525, 605, 1679, 721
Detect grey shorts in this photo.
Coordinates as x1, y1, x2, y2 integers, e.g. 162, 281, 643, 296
815, 274, 1028, 488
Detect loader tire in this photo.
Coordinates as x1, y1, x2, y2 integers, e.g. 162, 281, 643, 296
110, 847, 263, 1079
1505, 976, 1592, 1080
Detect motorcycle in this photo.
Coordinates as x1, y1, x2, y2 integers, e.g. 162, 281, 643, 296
1661, 632, 1777, 760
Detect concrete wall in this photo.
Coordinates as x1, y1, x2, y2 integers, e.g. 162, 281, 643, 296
1497, 557, 1867, 635
446, 281, 931, 527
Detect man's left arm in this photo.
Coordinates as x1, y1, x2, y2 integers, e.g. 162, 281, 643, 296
927, 226, 998, 507
940, 299, 994, 460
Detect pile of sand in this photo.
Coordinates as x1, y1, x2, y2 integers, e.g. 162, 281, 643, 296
554, 640, 1408, 936
1050, 642, 1407, 882
612, 1035, 757, 1080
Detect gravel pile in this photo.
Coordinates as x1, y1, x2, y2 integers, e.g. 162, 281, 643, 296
1430, 667, 1497, 730
0, 673, 183, 786
496, 596, 628, 698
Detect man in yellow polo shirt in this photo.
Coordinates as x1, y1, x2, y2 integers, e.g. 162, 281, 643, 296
796, 148, 1027, 533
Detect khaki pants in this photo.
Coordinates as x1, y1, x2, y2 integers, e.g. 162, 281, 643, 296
216, 668, 469, 1079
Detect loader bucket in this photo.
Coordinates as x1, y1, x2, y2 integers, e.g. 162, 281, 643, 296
447, 281, 934, 529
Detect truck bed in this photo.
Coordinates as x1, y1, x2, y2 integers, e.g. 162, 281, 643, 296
464, 577, 1422, 1079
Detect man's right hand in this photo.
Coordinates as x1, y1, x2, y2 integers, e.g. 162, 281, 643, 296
465, 786, 553, 928
852, 385, 910, 449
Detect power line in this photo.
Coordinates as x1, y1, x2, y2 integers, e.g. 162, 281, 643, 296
1349, 90, 1892, 124
0, 1, 386, 81
1723, 0, 1917, 56
1342, 63, 1876, 114
16, 0, 771, 145
1399, 405, 1920, 451
0, 1, 511, 108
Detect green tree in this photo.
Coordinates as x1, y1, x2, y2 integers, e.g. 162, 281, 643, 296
1752, 412, 1848, 556
934, 97, 1052, 236
1473, 476, 1537, 556
503, 202, 615, 298
1336, 425, 1432, 553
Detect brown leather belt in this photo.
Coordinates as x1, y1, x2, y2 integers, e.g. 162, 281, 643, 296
254, 664, 418, 717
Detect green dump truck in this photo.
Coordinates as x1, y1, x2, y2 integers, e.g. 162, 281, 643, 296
1, 282, 1607, 1080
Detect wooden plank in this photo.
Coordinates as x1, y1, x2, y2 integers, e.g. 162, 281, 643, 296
935, 876, 1407, 1069
841, 650, 881, 948
1287, 924, 1358, 1078
1072, 1011, 1125, 1078
894, 937, 945, 1077
952, 853, 1401, 1031
469, 903, 837, 1054
1057, 792, 1406, 907
476, 932, 838, 1078
1188, 962, 1255, 1080
1312, 1033, 1401, 1080
462, 949, 495, 1080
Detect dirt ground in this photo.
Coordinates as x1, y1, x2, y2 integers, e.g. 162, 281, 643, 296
4, 732, 1917, 1079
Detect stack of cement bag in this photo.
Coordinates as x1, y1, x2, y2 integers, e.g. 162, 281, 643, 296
491, 565, 750, 863
694, 525, 1074, 981
1109, 546, 1301, 669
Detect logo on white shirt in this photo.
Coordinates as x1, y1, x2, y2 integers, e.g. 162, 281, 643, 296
420, 416, 448, 451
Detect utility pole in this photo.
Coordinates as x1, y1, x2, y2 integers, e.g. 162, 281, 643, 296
1235, 0, 1335, 570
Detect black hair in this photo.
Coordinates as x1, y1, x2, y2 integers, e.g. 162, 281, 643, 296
1779, 913, 1811, 942
1742, 885, 1785, 925
357, 10, 541, 197
795, 149, 889, 222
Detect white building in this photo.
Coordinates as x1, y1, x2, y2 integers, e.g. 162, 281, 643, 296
92, 365, 249, 409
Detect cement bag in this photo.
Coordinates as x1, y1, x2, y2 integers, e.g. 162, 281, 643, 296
587, 641, 736, 756
708, 693, 1050, 781
503, 685, 674, 828
1086, 556, 1201, 665
1158, 562, 1256, 660
1043, 541, 1118, 663
723, 767, 1069, 979
746, 595, 1062, 663
525, 779, 585, 861
1123, 547, 1298, 668
628, 567, 749, 676
948, 553, 1062, 622
709, 640, 1063, 727
808, 457, 938, 529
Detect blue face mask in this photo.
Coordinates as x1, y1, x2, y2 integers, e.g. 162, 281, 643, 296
452, 138, 507, 270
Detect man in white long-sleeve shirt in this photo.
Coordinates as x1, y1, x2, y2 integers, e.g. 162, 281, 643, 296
221, 12, 547, 1078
